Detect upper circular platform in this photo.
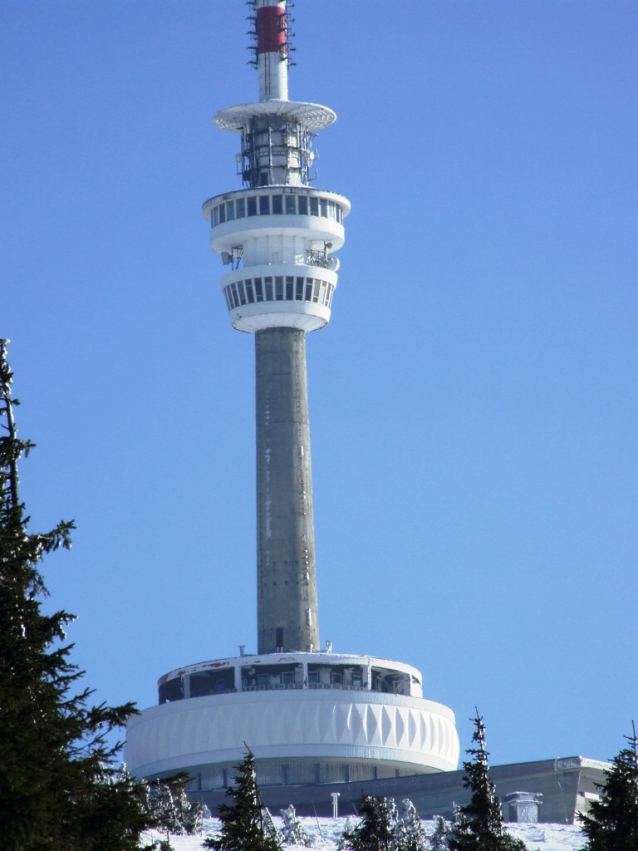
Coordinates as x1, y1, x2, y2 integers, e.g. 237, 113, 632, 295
213, 100, 336, 133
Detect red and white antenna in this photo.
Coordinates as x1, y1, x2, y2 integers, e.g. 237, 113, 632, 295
248, 0, 295, 101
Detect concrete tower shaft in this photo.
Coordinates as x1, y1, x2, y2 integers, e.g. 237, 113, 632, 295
204, 0, 348, 656
256, 328, 318, 654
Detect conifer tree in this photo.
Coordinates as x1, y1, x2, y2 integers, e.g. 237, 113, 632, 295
579, 723, 638, 851
204, 748, 282, 851
340, 796, 396, 851
394, 799, 428, 851
280, 804, 312, 847
448, 712, 525, 851
429, 815, 450, 851
0, 340, 163, 850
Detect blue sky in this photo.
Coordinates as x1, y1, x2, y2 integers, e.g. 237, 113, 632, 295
2, 0, 636, 769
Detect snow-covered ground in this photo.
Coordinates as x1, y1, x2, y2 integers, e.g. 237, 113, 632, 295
143, 816, 586, 851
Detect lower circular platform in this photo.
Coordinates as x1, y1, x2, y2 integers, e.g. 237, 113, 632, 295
124, 652, 459, 789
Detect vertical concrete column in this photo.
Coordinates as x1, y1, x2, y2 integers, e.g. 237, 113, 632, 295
256, 328, 320, 654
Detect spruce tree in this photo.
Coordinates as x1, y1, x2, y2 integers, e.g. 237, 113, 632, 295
280, 804, 312, 847
579, 723, 638, 851
0, 339, 160, 850
340, 796, 396, 851
394, 799, 428, 851
448, 712, 525, 851
204, 748, 282, 851
429, 815, 451, 851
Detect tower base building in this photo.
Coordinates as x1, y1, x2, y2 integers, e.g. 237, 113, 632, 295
125, 651, 459, 793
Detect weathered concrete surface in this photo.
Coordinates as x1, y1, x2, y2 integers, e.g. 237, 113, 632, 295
255, 328, 319, 654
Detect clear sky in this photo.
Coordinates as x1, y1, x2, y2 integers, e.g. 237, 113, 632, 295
2, 0, 636, 770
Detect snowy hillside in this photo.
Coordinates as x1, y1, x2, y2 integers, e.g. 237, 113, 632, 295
143, 816, 586, 851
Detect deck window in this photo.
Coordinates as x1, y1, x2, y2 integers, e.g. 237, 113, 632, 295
247, 196, 257, 216
285, 277, 294, 300
320, 198, 328, 217
237, 281, 247, 305
254, 278, 264, 301
219, 204, 226, 224
265, 277, 273, 300
245, 280, 255, 303
295, 277, 304, 300
298, 196, 308, 215
285, 195, 296, 215
272, 195, 283, 214
259, 195, 270, 215
236, 198, 246, 218
310, 197, 319, 216
305, 278, 313, 300
226, 201, 235, 221
275, 276, 284, 300
213, 206, 220, 226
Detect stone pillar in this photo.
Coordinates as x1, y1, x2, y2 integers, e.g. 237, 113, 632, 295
256, 328, 319, 654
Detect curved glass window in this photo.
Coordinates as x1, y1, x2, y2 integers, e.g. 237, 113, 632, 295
224, 277, 335, 311
212, 194, 342, 227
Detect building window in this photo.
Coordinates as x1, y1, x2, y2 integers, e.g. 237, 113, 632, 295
285, 195, 296, 215
237, 281, 247, 305
259, 195, 270, 215
312, 280, 321, 303
310, 197, 319, 216
285, 277, 294, 300
265, 277, 273, 300
226, 200, 235, 221
282, 764, 289, 785
272, 195, 283, 214
213, 206, 220, 226
254, 278, 264, 301
295, 277, 304, 300
247, 196, 257, 217
305, 278, 313, 301
328, 201, 335, 219
276, 627, 284, 648
298, 196, 308, 215
245, 280, 255, 303
275, 277, 284, 300
336, 205, 342, 223
219, 204, 226, 224
320, 198, 328, 218
236, 198, 246, 218
230, 283, 239, 308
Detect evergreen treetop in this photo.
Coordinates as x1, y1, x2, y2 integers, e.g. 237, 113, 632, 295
448, 711, 525, 851
579, 723, 638, 851
340, 796, 396, 851
204, 748, 281, 851
0, 339, 164, 850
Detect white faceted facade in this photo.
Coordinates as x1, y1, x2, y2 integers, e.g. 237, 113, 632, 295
124, 653, 460, 791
